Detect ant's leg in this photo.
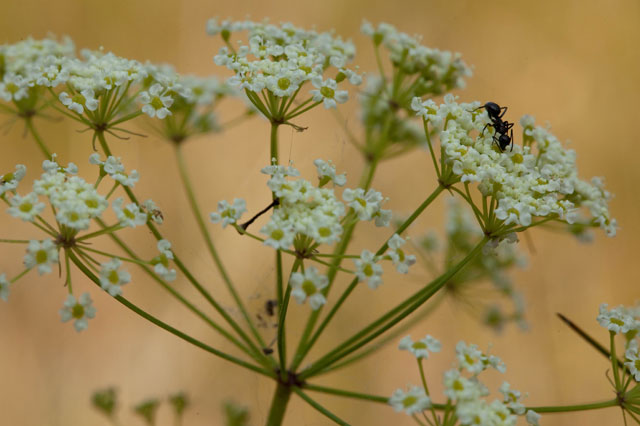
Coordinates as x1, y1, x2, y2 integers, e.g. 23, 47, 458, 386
510, 128, 514, 152
492, 135, 501, 151
481, 123, 489, 136
499, 106, 508, 118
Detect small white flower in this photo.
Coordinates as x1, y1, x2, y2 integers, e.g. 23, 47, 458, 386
142, 199, 164, 224
113, 198, 148, 228
597, 303, 638, 334
399, 334, 442, 359
0, 74, 30, 101
484, 353, 507, 373
24, 240, 59, 275
99, 258, 131, 297
139, 83, 173, 119
372, 208, 392, 227
342, 188, 385, 221
59, 293, 96, 332
0, 274, 10, 302
56, 201, 91, 230
354, 250, 383, 289
59, 89, 99, 114
385, 234, 416, 274
625, 347, 640, 381
289, 267, 328, 310
151, 239, 176, 282
456, 341, 485, 374
261, 219, 295, 250
91, 154, 139, 187
261, 159, 300, 177
411, 97, 440, 125
310, 77, 348, 109
210, 198, 247, 228
314, 159, 346, 187
388, 386, 431, 415
7, 192, 45, 222
0, 164, 27, 196
443, 369, 485, 401
499, 382, 526, 415
525, 410, 541, 426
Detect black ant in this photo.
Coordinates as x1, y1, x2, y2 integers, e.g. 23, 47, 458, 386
474, 102, 514, 152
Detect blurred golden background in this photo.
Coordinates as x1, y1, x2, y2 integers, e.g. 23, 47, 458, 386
0, 0, 638, 425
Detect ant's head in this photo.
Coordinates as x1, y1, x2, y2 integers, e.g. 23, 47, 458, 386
498, 133, 511, 151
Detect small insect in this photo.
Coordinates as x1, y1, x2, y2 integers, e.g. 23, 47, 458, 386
265, 299, 277, 317
474, 101, 515, 152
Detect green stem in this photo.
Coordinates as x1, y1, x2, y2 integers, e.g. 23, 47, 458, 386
68, 250, 273, 378
527, 399, 619, 413
174, 144, 268, 352
292, 184, 445, 371
299, 236, 487, 380
323, 292, 445, 373
76, 245, 149, 267
278, 259, 301, 380
0, 239, 30, 244
270, 121, 279, 164
9, 268, 31, 283
304, 384, 388, 404
93, 218, 259, 362
283, 100, 321, 121
292, 387, 350, 426
265, 382, 292, 426
611, 331, 621, 389
307, 385, 618, 416
77, 224, 123, 241
95, 131, 271, 368
289, 160, 380, 371
25, 117, 52, 159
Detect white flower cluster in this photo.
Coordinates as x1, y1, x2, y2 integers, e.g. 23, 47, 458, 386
5, 155, 158, 234
444, 343, 539, 426
6, 157, 105, 229
0, 36, 234, 126
361, 21, 471, 94
256, 160, 390, 250
0, 36, 75, 101
210, 19, 362, 108
390, 337, 540, 425
144, 62, 235, 107
597, 303, 640, 335
412, 95, 617, 236
210, 198, 247, 228
89, 153, 139, 187
260, 162, 346, 249
596, 304, 640, 382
